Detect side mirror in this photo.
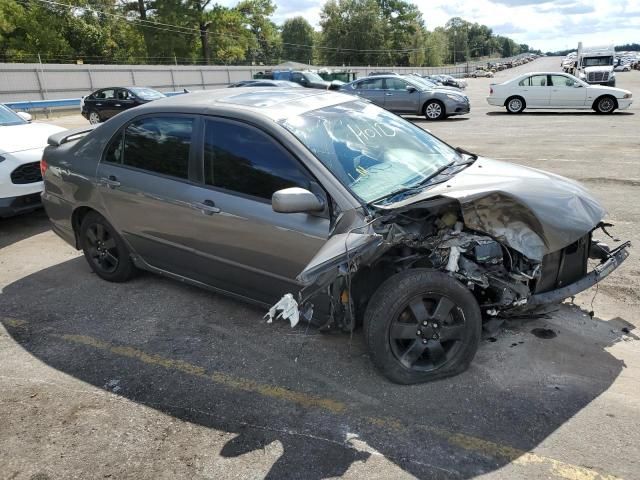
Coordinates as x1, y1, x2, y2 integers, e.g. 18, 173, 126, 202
406, 85, 417, 93
573, 82, 582, 88
272, 187, 324, 213
17, 111, 32, 122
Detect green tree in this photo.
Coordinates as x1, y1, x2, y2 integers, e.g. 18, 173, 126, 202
237, 0, 281, 64
319, 0, 386, 65
281, 16, 314, 64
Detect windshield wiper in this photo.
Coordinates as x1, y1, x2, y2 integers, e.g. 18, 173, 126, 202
371, 161, 456, 204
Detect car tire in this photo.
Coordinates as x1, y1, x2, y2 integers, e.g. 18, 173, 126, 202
423, 100, 446, 121
80, 211, 136, 282
594, 95, 617, 114
88, 110, 102, 124
505, 96, 526, 113
364, 269, 481, 384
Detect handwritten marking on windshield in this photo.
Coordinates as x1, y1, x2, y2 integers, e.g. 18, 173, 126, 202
347, 122, 396, 145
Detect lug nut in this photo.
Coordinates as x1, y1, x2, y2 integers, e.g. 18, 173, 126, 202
433, 323, 439, 328
432, 334, 438, 339
422, 339, 428, 344
416, 330, 422, 335
422, 321, 428, 326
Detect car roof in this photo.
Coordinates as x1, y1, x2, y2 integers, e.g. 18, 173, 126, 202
129, 88, 357, 122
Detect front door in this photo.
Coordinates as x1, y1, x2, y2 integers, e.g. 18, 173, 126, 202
183, 117, 330, 304
548, 74, 587, 107
383, 77, 418, 113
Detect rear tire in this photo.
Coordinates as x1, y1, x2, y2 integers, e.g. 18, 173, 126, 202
88, 110, 102, 124
364, 269, 482, 384
505, 96, 525, 113
594, 95, 617, 114
423, 100, 446, 121
80, 211, 135, 282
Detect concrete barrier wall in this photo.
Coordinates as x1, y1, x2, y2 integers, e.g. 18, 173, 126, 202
0, 62, 483, 103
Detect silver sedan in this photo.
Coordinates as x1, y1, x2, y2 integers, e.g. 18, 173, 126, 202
340, 74, 470, 120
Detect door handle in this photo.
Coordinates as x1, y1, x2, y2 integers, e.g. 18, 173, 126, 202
115, 103, 121, 107
100, 175, 121, 188
385, 93, 394, 96
191, 200, 221, 215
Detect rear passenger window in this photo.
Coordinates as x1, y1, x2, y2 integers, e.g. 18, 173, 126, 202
120, 117, 193, 179
203, 119, 311, 200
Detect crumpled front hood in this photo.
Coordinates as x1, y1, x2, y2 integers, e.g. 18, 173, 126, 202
387, 158, 606, 261
0, 122, 66, 154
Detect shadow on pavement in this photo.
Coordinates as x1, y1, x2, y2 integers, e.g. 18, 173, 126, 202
0, 209, 51, 249
1, 256, 631, 479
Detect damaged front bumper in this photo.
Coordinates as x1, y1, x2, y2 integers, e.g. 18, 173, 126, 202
527, 241, 630, 306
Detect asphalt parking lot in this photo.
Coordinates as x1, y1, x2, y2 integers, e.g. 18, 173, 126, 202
1, 56, 639, 480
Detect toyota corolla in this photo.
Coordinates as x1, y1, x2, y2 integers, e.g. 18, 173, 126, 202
41, 89, 629, 384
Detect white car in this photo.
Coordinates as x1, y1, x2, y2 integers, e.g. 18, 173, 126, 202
486, 72, 633, 114
471, 69, 494, 78
0, 105, 66, 217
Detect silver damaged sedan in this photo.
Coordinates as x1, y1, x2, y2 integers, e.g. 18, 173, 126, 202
42, 89, 629, 384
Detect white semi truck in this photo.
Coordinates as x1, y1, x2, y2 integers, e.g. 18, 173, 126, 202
570, 43, 616, 87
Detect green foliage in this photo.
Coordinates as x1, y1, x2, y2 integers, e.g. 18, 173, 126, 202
0, 0, 532, 66
281, 16, 315, 63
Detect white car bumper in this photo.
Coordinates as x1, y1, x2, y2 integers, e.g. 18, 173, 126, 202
618, 98, 633, 110
486, 96, 504, 106
0, 148, 44, 216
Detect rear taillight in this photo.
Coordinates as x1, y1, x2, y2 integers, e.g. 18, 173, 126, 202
40, 158, 48, 177
490, 87, 493, 95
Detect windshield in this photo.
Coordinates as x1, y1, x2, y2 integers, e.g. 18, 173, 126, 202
304, 72, 325, 83
129, 87, 165, 100
0, 105, 27, 126
582, 56, 613, 67
282, 100, 461, 204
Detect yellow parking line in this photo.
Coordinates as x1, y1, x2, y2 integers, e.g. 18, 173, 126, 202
1, 319, 624, 480
57, 334, 346, 414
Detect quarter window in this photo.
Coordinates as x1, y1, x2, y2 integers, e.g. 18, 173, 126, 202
108, 116, 193, 179
203, 119, 311, 200
518, 77, 531, 86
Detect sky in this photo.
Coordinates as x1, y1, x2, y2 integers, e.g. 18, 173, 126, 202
221, 0, 640, 52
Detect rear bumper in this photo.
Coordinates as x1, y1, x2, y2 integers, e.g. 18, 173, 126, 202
527, 242, 630, 306
0, 192, 42, 218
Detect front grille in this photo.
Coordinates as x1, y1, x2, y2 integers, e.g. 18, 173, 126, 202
10, 162, 42, 184
587, 71, 609, 83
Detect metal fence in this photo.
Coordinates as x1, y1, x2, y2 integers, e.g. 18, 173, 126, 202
0, 62, 490, 104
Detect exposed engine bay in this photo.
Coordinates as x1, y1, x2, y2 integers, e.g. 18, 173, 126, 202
267, 197, 630, 332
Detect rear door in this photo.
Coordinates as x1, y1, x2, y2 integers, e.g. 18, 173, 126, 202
96, 114, 204, 277
182, 117, 330, 303
94, 89, 118, 118
352, 78, 386, 107
519, 75, 551, 107
383, 77, 418, 113
548, 74, 587, 107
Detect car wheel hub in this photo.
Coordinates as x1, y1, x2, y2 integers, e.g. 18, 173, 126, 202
86, 223, 118, 273
388, 294, 464, 372
89, 112, 100, 124
509, 99, 522, 111
426, 104, 441, 118
600, 99, 613, 111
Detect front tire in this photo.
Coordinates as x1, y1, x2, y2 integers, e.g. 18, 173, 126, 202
594, 95, 617, 114
80, 211, 135, 282
423, 100, 446, 121
505, 96, 525, 113
364, 269, 481, 384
